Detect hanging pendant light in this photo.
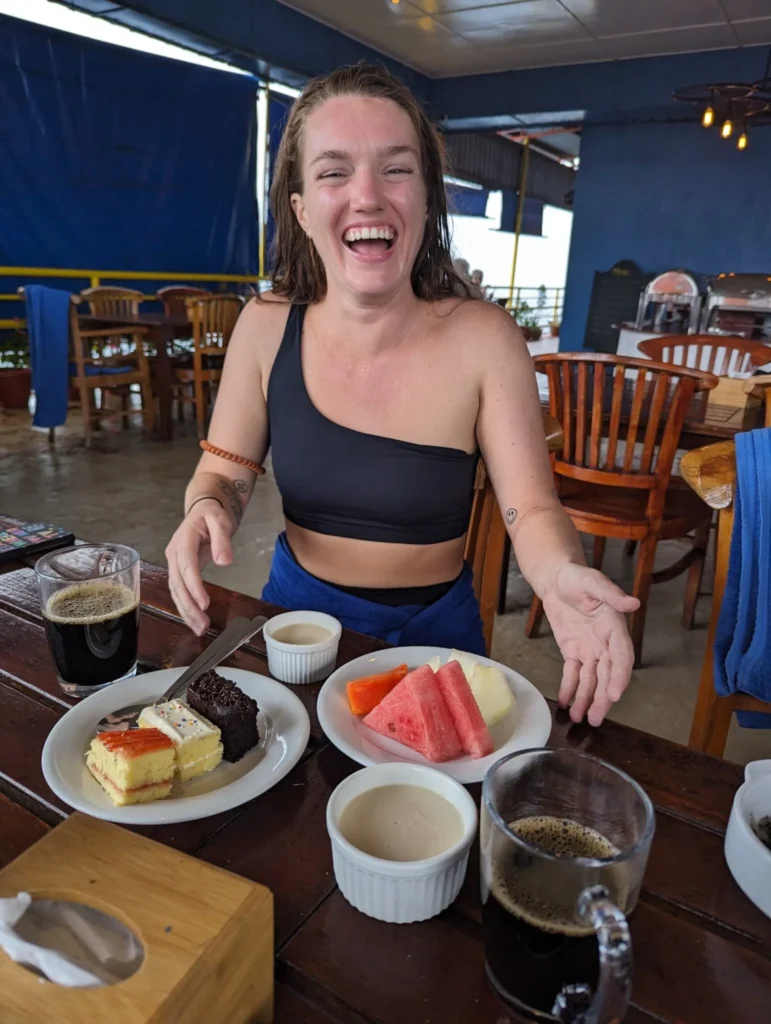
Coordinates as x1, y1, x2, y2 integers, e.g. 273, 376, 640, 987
738, 130, 748, 150
721, 118, 734, 138
702, 105, 715, 127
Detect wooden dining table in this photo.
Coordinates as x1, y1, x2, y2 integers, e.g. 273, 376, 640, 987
0, 539, 769, 1022
79, 312, 190, 442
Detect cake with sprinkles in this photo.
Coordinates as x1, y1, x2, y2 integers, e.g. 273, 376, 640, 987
138, 699, 223, 782
187, 670, 259, 762
86, 728, 175, 806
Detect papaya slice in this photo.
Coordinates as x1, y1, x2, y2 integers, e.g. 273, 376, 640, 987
347, 664, 409, 717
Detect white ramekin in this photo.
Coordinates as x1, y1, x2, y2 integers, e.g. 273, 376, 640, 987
725, 759, 771, 919
326, 762, 478, 924
263, 610, 342, 685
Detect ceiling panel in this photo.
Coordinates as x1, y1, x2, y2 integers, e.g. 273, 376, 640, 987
561, 0, 730, 36
434, 1, 591, 42
278, 0, 769, 77
450, 37, 609, 74
731, 16, 771, 44
603, 22, 737, 59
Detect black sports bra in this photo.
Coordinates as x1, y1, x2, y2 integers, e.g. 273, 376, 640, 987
267, 305, 478, 545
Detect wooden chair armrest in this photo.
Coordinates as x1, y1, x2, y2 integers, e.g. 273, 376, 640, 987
680, 440, 736, 509
742, 374, 771, 399
542, 410, 563, 455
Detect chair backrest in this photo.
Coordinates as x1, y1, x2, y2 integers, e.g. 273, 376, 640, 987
68, 298, 144, 374
639, 334, 771, 376
81, 286, 144, 319
186, 295, 243, 354
157, 286, 211, 317
535, 353, 717, 505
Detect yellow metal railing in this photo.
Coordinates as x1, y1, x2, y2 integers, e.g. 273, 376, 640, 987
0, 266, 264, 330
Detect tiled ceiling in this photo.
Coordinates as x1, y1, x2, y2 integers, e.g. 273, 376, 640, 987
278, 0, 771, 77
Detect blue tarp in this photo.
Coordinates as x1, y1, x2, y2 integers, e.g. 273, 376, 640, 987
0, 15, 258, 287
265, 93, 292, 272
499, 191, 544, 237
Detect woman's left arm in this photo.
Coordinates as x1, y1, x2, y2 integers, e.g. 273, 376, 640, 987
473, 307, 639, 726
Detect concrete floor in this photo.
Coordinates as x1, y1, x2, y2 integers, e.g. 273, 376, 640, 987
2, 407, 768, 766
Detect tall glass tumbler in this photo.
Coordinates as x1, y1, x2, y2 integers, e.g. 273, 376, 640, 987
36, 544, 140, 697
481, 749, 655, 1023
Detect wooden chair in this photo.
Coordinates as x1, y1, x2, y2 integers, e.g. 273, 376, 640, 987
173, 295, 242, 438
80, 286, 144, 318
681, 440, 771, 756
156, 286, 211, 317
639, 334, 771, 376
465, 411, 564, 655
68, 298, 154, 445
527, 353, 718, 666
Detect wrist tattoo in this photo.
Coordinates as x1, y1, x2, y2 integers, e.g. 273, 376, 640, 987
505, 508, 518, 526
215, 478, 245, 527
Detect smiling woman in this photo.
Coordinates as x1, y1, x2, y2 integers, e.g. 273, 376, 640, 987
165, 63, 639, 728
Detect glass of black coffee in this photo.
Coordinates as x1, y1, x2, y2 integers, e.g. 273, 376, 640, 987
36, 544, 140, 697
481, 749, 654, 1023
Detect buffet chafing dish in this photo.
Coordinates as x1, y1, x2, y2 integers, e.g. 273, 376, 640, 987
701, 273, 771, 340
634, 270, 704, 335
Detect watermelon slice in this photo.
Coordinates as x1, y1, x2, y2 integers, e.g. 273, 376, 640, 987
435, 661, 494, 759
363, 665, 462, 762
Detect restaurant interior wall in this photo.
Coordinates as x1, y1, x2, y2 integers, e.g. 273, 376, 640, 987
0, 14, 259, 326
559, 119, 771, 352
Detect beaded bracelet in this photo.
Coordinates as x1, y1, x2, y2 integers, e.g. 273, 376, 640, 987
200, 439, 265, 475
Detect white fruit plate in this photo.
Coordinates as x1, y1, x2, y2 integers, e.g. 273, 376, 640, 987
317, 646, 552, 785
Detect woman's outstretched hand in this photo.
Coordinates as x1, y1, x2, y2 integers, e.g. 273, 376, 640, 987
542, 563, 640, 727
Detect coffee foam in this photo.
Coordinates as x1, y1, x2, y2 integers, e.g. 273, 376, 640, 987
491, 816, 619, 937
45, 581, 137, 625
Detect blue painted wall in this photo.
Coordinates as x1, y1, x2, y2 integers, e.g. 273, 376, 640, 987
560, 121, 771, 351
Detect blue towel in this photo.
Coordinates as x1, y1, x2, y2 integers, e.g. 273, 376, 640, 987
714, 427, 771, 727
262, 532, 486, 654
25, 285, 71, 429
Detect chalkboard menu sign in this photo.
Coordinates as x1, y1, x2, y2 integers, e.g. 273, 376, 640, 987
584, 260, 654, 353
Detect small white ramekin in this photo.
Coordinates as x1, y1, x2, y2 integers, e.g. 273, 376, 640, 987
263, 610, 342, 685
326, 762, 478, 924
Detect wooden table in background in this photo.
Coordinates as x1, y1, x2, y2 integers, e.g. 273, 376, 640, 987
79, 312, 190, 442
0, 541, 769, 1022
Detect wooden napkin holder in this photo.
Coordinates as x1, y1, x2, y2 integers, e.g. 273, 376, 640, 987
0, 814, 273, 1023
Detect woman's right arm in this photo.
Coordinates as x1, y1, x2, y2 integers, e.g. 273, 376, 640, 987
165, 297, 286, 634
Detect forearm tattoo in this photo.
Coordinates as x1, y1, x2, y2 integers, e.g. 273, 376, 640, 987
505, 508, 518, 525
216, 478, 247, 527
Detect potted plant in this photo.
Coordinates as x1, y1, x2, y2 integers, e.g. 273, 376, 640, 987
513, 300, 542, 341
0, 331, 31, 410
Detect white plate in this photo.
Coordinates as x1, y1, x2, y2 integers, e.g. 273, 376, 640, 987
317, 647, 552, 784
42, 667, 310, 825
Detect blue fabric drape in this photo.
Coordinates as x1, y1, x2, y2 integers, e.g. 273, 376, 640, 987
0, 16, 258, 280
25, 285, 71, 429
714, 427, 771, 727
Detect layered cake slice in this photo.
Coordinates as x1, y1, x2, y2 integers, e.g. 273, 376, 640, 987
138, 699, 223, 782
187, 670, 259, 762
86, 728, 175, 806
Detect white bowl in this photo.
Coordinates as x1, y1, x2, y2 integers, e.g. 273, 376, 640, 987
263, 610, 342, 685
326, 762, 478, 924
725, 759, 771, 919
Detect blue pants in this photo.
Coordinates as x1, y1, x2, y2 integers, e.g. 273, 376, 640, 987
262, 533, 485, 654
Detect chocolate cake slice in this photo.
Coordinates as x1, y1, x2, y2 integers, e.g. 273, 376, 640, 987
187, 670, 259, 762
